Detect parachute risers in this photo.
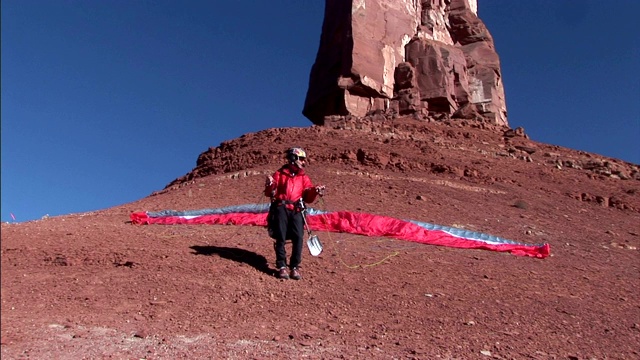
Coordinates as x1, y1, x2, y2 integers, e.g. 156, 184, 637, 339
130, 204, 550, 259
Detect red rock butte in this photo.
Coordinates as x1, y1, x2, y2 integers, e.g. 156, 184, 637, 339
303, 0, 507, 127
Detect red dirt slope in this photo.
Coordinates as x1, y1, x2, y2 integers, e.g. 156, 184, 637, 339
2, 119, 639, 359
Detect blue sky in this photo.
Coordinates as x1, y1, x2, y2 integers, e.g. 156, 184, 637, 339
2, 1, 639, 223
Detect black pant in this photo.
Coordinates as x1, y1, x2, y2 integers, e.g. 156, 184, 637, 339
272, 205, 304, 269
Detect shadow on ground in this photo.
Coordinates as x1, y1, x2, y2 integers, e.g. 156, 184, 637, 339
190, 245, 274, 276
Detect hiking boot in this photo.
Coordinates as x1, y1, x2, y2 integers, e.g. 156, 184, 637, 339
277, 267, 289, 280
290, 267, 301, 280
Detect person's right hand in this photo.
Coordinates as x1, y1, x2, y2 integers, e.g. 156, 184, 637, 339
265, 175, 274, 187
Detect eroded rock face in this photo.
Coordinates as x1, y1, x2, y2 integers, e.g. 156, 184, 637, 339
303, 0, 508, 127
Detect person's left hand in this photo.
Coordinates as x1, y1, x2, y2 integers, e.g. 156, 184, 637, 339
315, 185, 326, 196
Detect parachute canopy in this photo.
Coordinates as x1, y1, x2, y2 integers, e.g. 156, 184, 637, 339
130, 204, 550, 259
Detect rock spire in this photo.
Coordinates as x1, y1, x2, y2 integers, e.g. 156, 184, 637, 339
303, 0, 508, 127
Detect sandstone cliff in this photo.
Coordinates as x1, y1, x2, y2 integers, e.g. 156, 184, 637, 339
303, 0, 508, 127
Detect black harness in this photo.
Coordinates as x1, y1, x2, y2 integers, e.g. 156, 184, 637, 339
272, 199, 306, 212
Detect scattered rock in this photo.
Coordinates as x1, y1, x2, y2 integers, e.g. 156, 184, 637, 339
133, 329, 148, 338
515, 145, 536, 154
513, 200, 528, 210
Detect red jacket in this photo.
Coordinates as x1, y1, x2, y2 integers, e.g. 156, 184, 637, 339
265, 164, 318, 209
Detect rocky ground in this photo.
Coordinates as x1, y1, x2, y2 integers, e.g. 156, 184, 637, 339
2, 118, 639, 359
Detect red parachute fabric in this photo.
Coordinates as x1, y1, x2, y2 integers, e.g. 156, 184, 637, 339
130, 210, 550, 258
131, 211, 266, 227
306, 211, 549, 258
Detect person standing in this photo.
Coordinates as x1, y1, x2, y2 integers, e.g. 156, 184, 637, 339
265, 147, 325, 280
